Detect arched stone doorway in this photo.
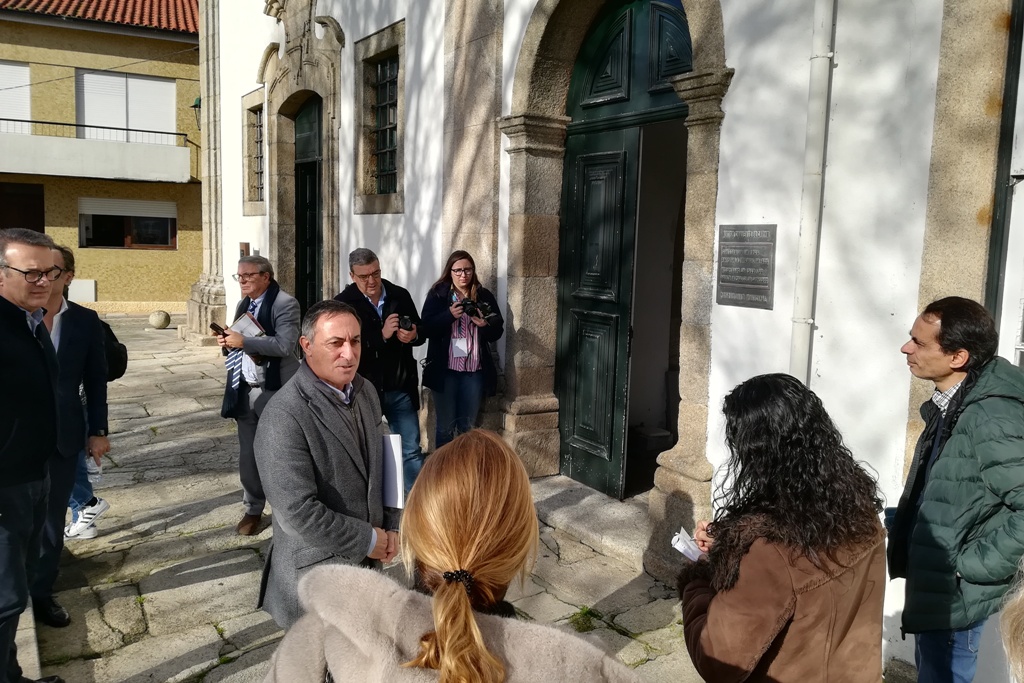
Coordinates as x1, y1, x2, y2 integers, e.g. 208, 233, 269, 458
557, 0, 692, 501
256, 5, 343, 309
499, 0, 732, 582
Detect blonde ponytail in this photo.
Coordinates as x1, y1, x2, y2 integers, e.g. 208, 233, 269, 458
400, 430, 539, 683
407, 579, 505, 683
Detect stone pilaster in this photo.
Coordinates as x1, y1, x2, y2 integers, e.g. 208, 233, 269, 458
644, 68, 733, 583
442, 0, 503, 282
184, 0, 226, 345
498, 113, 571, 476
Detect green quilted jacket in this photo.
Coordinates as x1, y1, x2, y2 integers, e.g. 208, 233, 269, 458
889, 357, 1024, 633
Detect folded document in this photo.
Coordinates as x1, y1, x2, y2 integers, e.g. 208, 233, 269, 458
670, 527, 707, 562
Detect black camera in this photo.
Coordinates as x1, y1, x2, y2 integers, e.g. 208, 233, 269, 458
398, 315, 414, 331
461, 299, 495, 321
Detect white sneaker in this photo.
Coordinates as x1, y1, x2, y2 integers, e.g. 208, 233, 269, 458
65, 523, 98, 540
65, 497, 110, 538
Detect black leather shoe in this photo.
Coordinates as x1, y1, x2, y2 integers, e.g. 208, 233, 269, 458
32, 597, 71, 628
18, 676, 66, 682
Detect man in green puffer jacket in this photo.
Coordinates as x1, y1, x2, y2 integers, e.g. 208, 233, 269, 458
889, 296, 1024, 683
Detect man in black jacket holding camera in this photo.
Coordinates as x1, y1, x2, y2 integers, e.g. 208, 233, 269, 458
335, 248, 425, 492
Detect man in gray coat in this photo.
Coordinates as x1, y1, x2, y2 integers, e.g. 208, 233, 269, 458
254, 299, 401, 629
217, 256, 300, 536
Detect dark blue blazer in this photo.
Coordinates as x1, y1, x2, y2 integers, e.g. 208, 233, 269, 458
55, 302, 108, 458
0, 295, 58, 484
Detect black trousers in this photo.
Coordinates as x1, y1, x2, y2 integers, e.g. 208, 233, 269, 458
0, 476, 48, 683
31, 453, 79, 602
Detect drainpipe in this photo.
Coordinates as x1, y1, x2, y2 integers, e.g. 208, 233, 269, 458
789, 0, 839, 384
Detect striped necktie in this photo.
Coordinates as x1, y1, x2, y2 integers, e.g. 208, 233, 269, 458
226, 299, 258, 389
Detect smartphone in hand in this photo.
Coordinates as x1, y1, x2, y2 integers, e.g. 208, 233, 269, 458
210, 322, 227, 336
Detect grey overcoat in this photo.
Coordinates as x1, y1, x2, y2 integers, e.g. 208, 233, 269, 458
253, 363, 400, 628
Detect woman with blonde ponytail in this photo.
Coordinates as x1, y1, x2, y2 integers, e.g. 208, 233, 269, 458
263, 429, 642, 683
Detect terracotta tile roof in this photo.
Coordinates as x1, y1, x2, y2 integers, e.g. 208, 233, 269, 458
0, 0, 198, 34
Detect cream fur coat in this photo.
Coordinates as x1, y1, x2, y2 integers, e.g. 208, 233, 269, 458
263, 564, 643, 683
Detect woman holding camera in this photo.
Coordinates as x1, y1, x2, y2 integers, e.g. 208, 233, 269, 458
420, 250, 504, 447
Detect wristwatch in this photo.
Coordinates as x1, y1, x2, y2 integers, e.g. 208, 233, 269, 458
91, 429, 107, 437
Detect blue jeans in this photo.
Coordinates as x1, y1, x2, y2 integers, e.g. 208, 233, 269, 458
915, 618, 987, 683
68, 449, 94, 523
382, 390, 424, 493
431, 370, 485, 449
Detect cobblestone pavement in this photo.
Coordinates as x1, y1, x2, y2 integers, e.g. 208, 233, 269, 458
36, 316, 700, 683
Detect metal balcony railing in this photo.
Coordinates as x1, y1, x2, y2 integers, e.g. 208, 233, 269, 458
0, 118, 188, 146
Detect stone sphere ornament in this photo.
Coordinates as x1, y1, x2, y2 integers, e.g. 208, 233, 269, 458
149, 310, 171, 329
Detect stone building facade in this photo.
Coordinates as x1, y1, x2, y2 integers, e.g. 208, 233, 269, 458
196, 0, 1022, 675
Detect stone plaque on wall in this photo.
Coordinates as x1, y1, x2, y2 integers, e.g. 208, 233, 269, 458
716, 224, 776, 310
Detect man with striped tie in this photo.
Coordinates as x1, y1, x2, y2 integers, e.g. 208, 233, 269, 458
217, 256, 300, 536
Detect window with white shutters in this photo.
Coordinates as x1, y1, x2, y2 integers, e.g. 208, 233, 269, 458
75, 71, 176, 144
0, 61, 31, 134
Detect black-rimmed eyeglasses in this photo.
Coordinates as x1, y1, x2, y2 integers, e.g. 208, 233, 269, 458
232, 272, 267, 282
353, 269, 382, 283
2, 265, 63, 283
451, 267, 474, 276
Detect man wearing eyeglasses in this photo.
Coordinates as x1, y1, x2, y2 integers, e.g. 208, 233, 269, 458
335, 248, 425, 492
0, 228, 66, 683
216, 256, 300, 536
28, 245, 110, 634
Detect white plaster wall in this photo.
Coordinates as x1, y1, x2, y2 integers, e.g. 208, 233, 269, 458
218, 1, 444, 315
316, 0, 445, 312
814, 0, 943, 666
709, 0, 945, 667
216, 10, 281, 310
707, 0, 817, 472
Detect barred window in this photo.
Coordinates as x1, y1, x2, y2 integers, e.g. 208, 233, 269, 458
253, 107, 265, 201
241, 88, 267, 215
354, 21, 404, 215
372, 56, 399, 195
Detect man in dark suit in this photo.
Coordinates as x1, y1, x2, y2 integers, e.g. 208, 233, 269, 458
335, 248, 425, 492
29, 245, 109, 630
0, 227, 66, 683
254, 300, 400, 629
217, 256, 300, 536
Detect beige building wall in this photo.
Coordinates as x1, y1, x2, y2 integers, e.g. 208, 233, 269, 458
1, 173, 201, 310
0, 18, 201, 311
0, 20, 200, 141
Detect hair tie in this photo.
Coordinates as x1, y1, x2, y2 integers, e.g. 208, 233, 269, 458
442, 569, 475, 596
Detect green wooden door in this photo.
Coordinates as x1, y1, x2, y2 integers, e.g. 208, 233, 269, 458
557, 0, 692, 498
294, 96, 322, 314
558, 128, 640, 495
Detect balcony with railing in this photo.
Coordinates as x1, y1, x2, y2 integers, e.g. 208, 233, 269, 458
0, 118, 198, 183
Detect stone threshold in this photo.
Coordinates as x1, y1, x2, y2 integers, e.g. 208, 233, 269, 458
531, 475, 652, 573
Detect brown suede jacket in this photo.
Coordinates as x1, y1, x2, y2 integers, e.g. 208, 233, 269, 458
678, 520, 886, 682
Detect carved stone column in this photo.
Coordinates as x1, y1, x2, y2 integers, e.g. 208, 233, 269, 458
497, 113, 570, 476
184, 0, 226, 345
644, 68, 734, 583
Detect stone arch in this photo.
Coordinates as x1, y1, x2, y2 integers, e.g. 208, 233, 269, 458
257, 2, 343, 305
498, 0, 731, 584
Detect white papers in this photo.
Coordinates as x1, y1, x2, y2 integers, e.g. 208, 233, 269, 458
229, 312, 265, 338
382, 434, 404, 509
670, 527, 707, 562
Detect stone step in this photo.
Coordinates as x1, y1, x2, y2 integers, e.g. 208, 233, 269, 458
531, 475, 651, 573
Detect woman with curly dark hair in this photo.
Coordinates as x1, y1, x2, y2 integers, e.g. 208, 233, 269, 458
678, 373, 885, 682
